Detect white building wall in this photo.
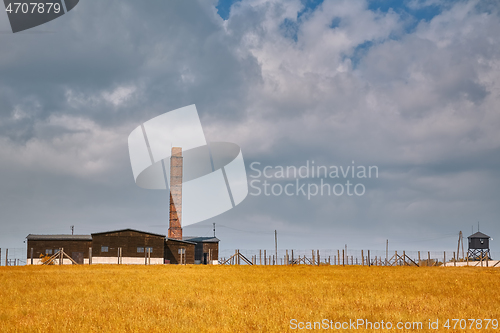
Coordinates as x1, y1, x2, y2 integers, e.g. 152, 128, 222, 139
26, 258, 78, 265
90, 257, 163, 265
444, 260, 500, 267
27, 257, 164, 265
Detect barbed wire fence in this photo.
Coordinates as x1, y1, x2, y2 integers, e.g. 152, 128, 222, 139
0, 248, 27, 266
219, 249, 500, 266
1, 246, 499, 267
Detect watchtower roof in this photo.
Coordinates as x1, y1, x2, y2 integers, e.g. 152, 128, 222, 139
468, 231, 490, 239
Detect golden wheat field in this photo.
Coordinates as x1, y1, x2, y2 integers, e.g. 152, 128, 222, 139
0, 265, 499, 332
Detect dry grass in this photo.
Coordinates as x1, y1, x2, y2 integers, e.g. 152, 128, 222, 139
0, 265, 499, 332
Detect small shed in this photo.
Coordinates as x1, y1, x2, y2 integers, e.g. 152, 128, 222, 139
183, 236, 219, 264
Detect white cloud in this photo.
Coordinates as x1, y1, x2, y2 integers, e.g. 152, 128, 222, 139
102, 85, 137, 107
0, 115, 128, 179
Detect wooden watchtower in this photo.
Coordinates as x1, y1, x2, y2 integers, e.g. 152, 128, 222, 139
467, 231, 491, 261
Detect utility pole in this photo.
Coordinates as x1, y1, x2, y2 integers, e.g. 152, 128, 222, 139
213, 223, 216, 238
386, 239, 388, 265
274, 230, 278, 263
461, 233, 464, 259
457, 231, 463, 261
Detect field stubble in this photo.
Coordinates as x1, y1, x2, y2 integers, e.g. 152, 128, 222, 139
0, 265, 499, 332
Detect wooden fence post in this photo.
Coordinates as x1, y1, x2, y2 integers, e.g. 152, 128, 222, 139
286, 250, 289, 266
428, 251, 430, 266
317, 250, 320, 266
403, 251, 406, 266
148, 248, 151, 265
453, 252, 456, 267
362, 250, 364, 266
342, 250, 345, 266
418, 251, 421, 266
264, 250, 266, 265
89, 247, 92, 265
5, 248, 8, 266
30, 248, 33, 265
260, 249, 262, 265
443, 251, 446, 267
368, 250, 370, 267
337, 250, 340, 266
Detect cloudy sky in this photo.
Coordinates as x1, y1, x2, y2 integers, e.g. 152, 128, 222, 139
0, 0, 499, 256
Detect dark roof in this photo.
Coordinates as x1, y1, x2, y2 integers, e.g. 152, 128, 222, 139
183, 236, 220, 243
166, 237, 196, 245
91, 228, 166, 238
27, 234, 92, 241
468, 231, 490, 239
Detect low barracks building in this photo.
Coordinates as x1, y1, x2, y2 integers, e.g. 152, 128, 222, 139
26, 228, 219, 265
27, 148, 221, 266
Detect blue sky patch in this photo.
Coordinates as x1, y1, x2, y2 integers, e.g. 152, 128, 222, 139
216, 0, 242, 20
280, 18, 300, 42
217, 0, 446, 24
368, 0, 445, 24
329, 17, 342, 29
347, 40, 374, 69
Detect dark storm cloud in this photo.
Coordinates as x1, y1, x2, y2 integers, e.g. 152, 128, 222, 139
0, 0, 260, 140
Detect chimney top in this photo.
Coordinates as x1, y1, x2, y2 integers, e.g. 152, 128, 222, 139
172, 147, 182, 156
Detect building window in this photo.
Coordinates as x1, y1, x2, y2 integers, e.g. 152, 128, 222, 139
45, 249, 52, 255
101, 246, 108, 253
146, 247, 153, 253
137, 247, 144, 253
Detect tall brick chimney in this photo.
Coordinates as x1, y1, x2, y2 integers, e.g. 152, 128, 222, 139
168, 147, 183, 240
